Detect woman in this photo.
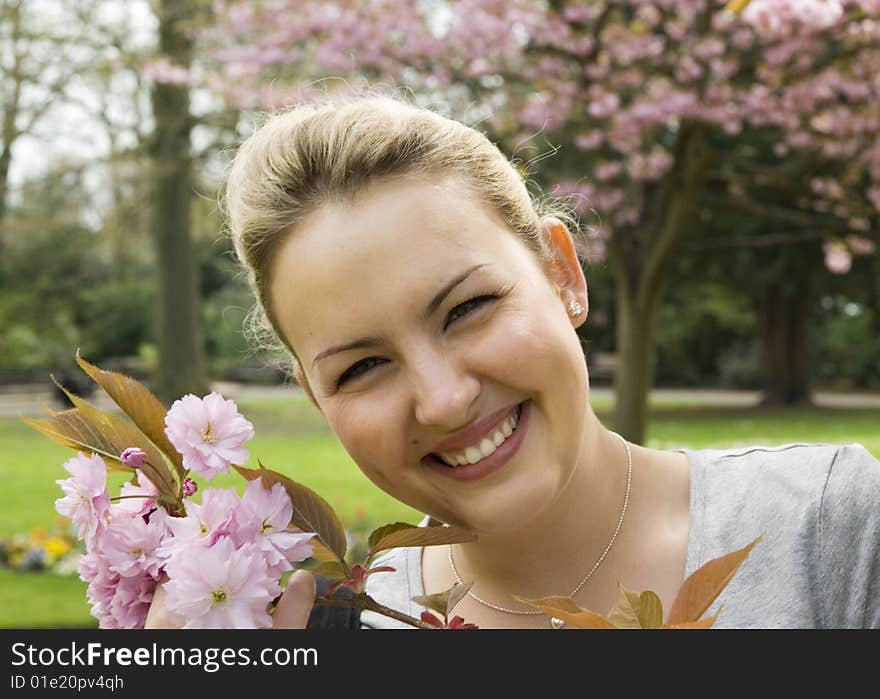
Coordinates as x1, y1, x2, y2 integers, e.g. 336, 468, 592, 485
147, 93, 880, 629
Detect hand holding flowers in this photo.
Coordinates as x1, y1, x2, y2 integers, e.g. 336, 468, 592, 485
53, 391, 314, 628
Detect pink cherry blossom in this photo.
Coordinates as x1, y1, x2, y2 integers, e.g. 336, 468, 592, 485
106, 574, 156, 629
162, 537, 281, 629
99, 507, 169, 579
242, 480, 315, 577
113, 470, 159, 518
158, 488, 250, 557
142, 58, 192, 86
164, 393, 254, 480
55, 452, 111, 545
846, 235, 876, 255
867, 187, 880, 214
120, 447, 147, 468
824, 240, 853, 273
182, 478, 197, 497
79, 552, 120, 627
78, 550, 155, 629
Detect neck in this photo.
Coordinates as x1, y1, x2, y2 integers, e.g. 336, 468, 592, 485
450, 415, 632, 601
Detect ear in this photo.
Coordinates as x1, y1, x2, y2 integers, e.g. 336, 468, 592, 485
540, 217, 588, 326
293, 361, 323, 415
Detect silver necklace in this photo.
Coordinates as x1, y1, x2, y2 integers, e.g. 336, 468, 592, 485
447, 431, 632, 629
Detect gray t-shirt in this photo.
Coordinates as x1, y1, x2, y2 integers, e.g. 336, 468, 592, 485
361, 442, 880, 629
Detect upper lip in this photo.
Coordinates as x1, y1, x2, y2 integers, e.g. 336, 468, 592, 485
429, 403, 521, 454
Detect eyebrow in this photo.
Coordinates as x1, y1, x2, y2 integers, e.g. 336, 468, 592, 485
311, 263, 486, 367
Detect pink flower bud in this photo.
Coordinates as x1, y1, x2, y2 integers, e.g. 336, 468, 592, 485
182, 477, 198, 497
120, 447, 147, 469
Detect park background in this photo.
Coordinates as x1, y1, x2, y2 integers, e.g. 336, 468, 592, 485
1, 0, 878, 627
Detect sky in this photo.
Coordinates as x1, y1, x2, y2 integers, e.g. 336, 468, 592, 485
7, 0, 155, 187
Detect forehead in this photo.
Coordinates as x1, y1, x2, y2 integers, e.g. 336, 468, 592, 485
268, 177, 538, 350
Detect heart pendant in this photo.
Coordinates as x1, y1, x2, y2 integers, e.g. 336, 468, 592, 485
550, 617, 565, 629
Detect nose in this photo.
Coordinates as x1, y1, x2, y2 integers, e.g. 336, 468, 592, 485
409, 350, 481, 429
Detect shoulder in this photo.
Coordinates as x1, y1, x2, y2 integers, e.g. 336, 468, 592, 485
682, 443, 842, 568
685, 442, 849, 523
819, 442, 880, 513
687, 440, 880, 518
683, 442, 880, 628
815, 443, 880, 627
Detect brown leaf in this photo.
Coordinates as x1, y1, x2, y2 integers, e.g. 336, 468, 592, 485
22, 407, 157, 484
235, 463, 349, 573
368, 523, 476, 555
412, 581, 473, 617
666, 534, 762, 625
368, 522, 416, 553
50, 378, 177, 495
309, 540, 342, 564
514, 595, 618, 629
606, 584, 643, 629
22, 412, 119, 462
75, 353, 185, 479
310, 560, 347, 580
637, 591, 664, 629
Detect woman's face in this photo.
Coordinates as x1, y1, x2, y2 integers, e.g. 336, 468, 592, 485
268, 176, 590, 535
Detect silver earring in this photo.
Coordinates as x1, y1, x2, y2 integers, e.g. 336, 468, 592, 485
568, 299, 584, 317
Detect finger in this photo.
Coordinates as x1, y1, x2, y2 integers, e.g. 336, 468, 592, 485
144, 578, 177, 629
272, 570, 316, 629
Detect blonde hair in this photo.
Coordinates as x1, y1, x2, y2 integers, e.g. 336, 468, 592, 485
224, 91, 581, 379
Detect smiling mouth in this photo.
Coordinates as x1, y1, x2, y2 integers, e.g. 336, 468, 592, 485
429, 403, 523, 468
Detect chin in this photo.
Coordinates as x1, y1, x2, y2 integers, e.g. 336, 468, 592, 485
456, 477, 564, 538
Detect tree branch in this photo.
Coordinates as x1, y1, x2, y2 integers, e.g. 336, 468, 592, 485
313, 593, 437, 629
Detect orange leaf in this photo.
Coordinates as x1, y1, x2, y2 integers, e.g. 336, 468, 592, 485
666, 535, 762, 625
75, 353, 185, 479
514, 595, 618, 629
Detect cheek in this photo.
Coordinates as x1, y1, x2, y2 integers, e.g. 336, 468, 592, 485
476, 298, 582, 386
324, 399, 406, 492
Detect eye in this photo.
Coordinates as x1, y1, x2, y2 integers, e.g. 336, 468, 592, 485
444, 294, 498, 329
337, 357, 386, 387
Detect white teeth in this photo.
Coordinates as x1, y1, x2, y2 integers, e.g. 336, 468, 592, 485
464, 446, 482, 464
437, 405, 522, 467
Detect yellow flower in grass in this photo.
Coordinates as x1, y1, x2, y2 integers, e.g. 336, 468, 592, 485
44, 536, 72, 563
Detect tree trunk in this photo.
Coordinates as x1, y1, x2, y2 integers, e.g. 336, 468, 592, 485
612, 275, 660, 446
0, 142, 10, 253
610, 124, 710, 444
757, 287, 813, 406
149, 0, 207, 402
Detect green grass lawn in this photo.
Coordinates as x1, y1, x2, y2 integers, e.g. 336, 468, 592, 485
1, 391, 877, 627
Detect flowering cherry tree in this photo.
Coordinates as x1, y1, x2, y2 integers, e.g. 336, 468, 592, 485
187, 0, 880, 442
